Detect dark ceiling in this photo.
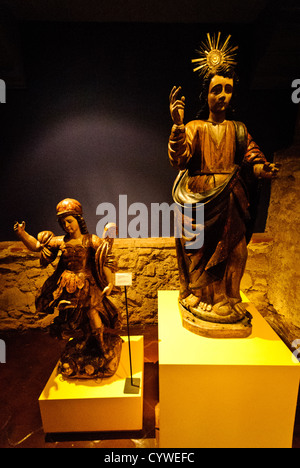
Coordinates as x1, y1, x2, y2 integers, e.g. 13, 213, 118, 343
0, 1, 299, 240
0, 0, 276, 23
0, 0, 299, 89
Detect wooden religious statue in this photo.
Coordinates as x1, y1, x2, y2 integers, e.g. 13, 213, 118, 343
14, 198, 122, 378
168, 33, 279, 338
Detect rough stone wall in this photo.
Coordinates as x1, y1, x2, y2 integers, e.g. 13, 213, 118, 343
240, 234, 274, 315
265, 146, 300, 329
240, 112, 300, 345
0, 242, 57, 329
1, 232, 299, 344
0, 235, 277, 330
0, 238, 179, 330
112, 238, 179, 325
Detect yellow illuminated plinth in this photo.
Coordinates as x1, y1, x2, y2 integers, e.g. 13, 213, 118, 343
39, 336, 143, 433
158, 291, 300, 448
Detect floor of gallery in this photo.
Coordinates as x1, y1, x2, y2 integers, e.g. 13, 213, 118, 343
0, 325, 299, 448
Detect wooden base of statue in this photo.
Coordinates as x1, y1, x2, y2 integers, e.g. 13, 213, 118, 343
57, 333, 123, 379
179, 301, 252, 338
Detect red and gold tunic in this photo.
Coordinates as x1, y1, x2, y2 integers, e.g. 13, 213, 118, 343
35, 234, 119, 333
168, 119, 266, 298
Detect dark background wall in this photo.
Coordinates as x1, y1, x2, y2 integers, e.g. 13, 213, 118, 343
0, 5, 299, 240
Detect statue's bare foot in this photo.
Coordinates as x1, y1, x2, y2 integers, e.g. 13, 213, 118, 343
182, 294, 201, 308
186, 297, 247, 324
199, 302, 212, 312
212, 300, 232, 316
194, 302, 213, 313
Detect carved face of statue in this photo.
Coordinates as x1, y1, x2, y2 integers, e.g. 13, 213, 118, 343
61, 215, 80, 237
207, 75, 233, 116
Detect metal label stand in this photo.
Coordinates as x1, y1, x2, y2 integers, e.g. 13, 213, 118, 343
123, 285, 140, 394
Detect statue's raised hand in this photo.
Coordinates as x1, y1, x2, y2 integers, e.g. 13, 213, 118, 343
14, 221, 25, 236
169, 86, 185, 126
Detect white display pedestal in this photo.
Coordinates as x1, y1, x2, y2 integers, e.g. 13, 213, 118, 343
158, 291, 300, 448
39, 336, 143, 433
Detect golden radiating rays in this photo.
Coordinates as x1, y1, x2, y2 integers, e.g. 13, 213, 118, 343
192, 32, 238, 76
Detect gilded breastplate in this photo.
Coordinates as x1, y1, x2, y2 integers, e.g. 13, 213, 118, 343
61, 244, 90, 273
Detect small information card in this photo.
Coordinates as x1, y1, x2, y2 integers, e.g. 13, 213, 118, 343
114, 272, 133, 287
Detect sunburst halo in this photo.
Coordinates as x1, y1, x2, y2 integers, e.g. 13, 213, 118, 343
192, 32, 238, 76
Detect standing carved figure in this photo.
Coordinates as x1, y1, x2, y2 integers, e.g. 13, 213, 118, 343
168, 34, 278, 337
14, 198, 122, 378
